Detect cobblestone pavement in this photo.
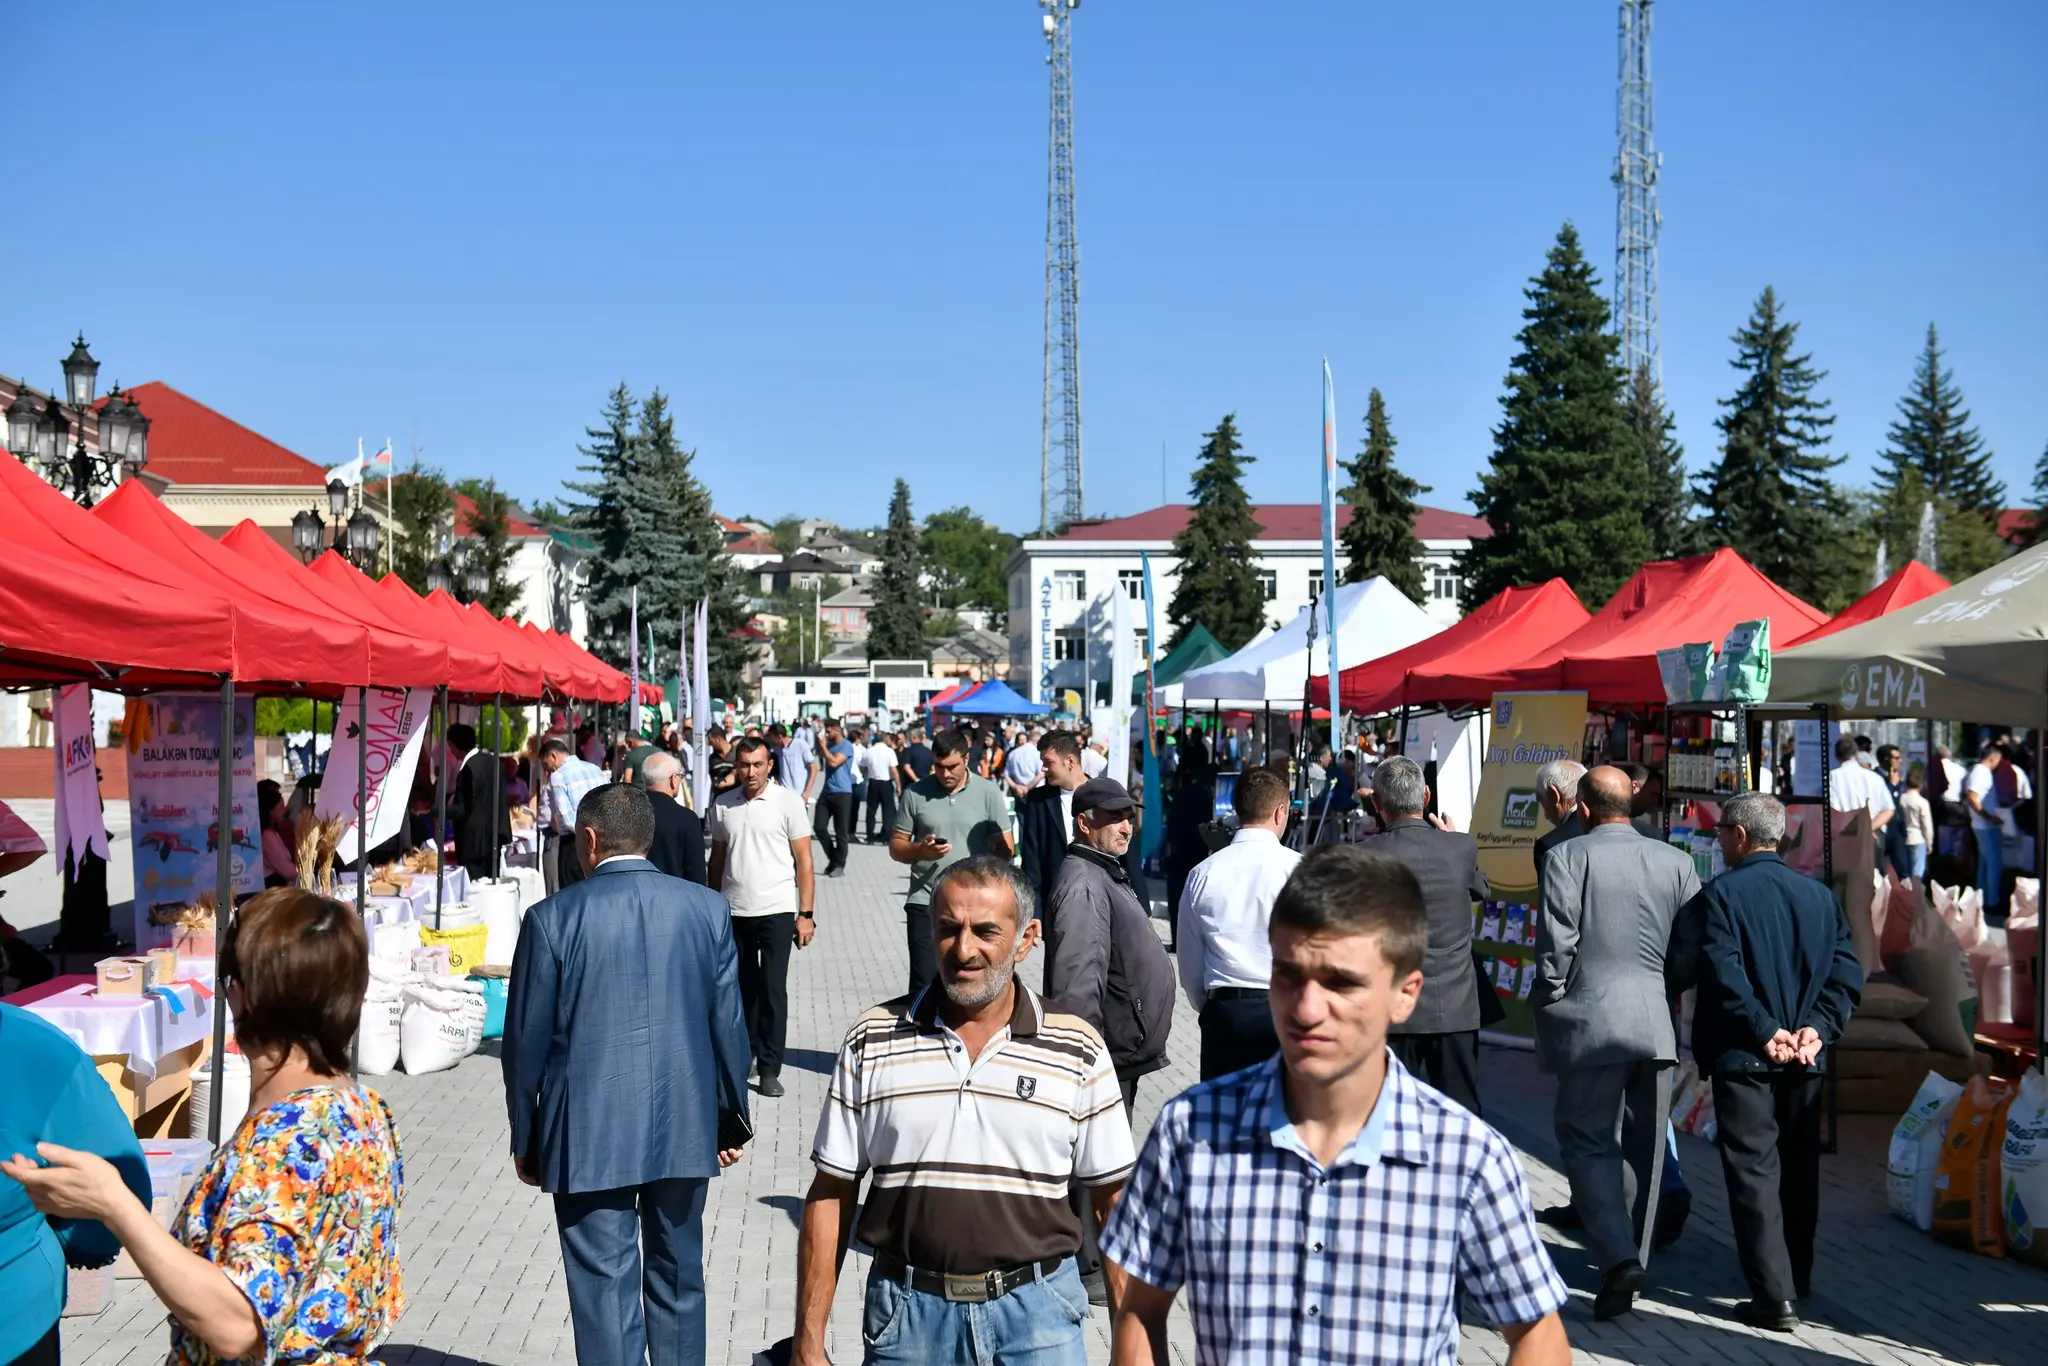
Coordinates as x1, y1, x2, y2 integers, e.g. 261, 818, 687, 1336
59, 839, 2047, 1365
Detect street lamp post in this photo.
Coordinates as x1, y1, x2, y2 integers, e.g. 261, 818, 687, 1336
2, 334, 150, 506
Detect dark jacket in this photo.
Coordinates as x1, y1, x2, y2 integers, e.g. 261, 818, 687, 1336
1042, 842, 1175, 1076
647, 793, 708, 886
1367, 818, 1490, 1035
1531, 808, 1585, 905
449, 750, 511, 873
1669, 851, 1864, 1078
1018, 784, 1144, 919
503, 857, 749, 1193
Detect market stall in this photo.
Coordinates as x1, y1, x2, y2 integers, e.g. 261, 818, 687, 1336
934, 679, 1049, 716
1178, 576, 1442, 706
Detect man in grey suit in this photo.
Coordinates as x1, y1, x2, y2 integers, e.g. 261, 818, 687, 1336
504, 782, 752, 1366
1533, 765, 1700, 1322
1365, 756, 1489, 1115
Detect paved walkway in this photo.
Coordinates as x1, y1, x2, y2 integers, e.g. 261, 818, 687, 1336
58, 839, 2046, 1365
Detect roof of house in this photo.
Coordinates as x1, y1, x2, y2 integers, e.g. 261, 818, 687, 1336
125, 381, 331, 487
451, 489, 543, 538
1044, 503, 1490, 543
726, 533, 779, 557
932, 627, 1008, 662
822, 585, 873, 607
762, 551, 845, 574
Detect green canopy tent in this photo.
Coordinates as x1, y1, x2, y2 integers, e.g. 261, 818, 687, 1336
1134, 623, 1230, 703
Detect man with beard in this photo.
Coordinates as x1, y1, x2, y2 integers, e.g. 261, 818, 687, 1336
791, 856, 1136, 1366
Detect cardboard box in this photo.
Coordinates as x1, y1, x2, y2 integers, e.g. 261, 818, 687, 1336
144, 946, 180, 982
95, 957, 158, 996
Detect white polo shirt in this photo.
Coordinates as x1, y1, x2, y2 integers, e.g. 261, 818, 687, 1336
710, 781, 810, 917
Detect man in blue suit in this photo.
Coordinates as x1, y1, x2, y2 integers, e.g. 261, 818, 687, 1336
504, 781, 751, 1366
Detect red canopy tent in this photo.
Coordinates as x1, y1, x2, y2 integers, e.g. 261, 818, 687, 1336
1436, 549, 1829, 705
303, 552, 505, 697
1786, 560, 1949, 646
0, 453, 359, 691
519, 622, 626, 703
922, 680, 972, 710
388, 580, 543, 700
216, 522, 454, 686
452, 599, 559, 699
0, 538, 235, 684
1307, 579, 1591, 714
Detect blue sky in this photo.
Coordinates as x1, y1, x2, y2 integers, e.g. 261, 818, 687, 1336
6, 1, 2042, 534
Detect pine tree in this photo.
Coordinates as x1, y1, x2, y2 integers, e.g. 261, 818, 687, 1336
565, 383, 641, 667
1461, 223, 1649, 610
1169, 414, 1266, 649
1629, 363, 1703, 559
1696, 287, 1846, 603
2024, 438, 2048, 548
630, 389, 754, 697
387, 461, 455, 595
869, 479, 927, 660
1338, 388, 1428, 601
452, 477, 521, 616
1876, 323, 2003, 516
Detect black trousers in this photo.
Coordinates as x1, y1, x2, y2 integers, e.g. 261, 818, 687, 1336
5, 1321, 58, 1366
1389, 1029, 1482, 1118
1713, 1070, 1822, 1303
556, 834, 587, 889
1198, 991, 1279, 1081
732, 913, 796, 1078
904, 902, 939, 1003
865, 781, 897, 842
814, 793, 854, 870
1074, 1069, 1144, 1279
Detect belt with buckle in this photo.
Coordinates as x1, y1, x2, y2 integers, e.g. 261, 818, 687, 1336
874, 1251, 1063, 1303
1207, 986, 1269, 1002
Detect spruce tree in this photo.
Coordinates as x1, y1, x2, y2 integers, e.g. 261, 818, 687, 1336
1338, 388, 1428, 601
565, 383, 641, 666
1629, 363, 1703, 559
1696, 287, 1846, 603
1461, 223, 1649, 610
2025, 439, 2048, 548
1168, 414, 1265, 650
1876, 323, 2003, 516
1864, 468, 2006, 584
630, 389, 754, 697
869, 479, 928, 660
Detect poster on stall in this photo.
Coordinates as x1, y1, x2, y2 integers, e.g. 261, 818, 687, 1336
316, 687, 434, 863
1468, 691, 1588, 1042
127, 692, 259, 948
53, 683, 109, 872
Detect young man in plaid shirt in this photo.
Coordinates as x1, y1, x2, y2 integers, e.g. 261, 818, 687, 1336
1101, 845, 1570, 1365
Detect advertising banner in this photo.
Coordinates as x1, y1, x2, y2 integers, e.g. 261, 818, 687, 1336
316, 687, 434, 864
127, 692, 259, 948
53, 683, 109, 873
1468, 691, 1588, 1041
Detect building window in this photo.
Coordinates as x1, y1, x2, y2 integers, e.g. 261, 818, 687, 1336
1054, 569, 1086, 603
830, 681, 842, 695
1010, 575, 1025, 609
1053, 626, 1086, 661
795, 681, 807, 696
1309, 568, 1324, 599
1258, 569, 1278, 601
1432, 565, 1460, 602
1118, 568, 1144, 600
1134, 627, 1150, 663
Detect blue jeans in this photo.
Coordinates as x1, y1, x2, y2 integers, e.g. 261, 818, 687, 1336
553, 1177, 708, 1366
862, 1257, 1091, 1365
1977, 828, 2005, 914
1906, 844, 1928, 880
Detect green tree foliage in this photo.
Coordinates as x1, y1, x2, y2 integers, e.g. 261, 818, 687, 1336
1695, 287, 1847, 604
453, 477, 521, 616
387, 461, 455, 595
770, 516, 804, 556
2022, 439, 2048, 548
921, 507, 1019, 624
1629, 363, 1704, 559
1337, 388, 1428, 601
1169, 414, 1266, 649
869, 479, 928, 660
1461, 223, 1649, 610
1876, 324, 2003, 516
1865, 466, 2008, 585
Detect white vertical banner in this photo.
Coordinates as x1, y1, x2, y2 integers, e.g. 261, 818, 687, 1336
691, 599, 712, 812
52, 683, 108, 873
315, 687, 434, 863
628, 585, 642, 738
1106, 586, 1136, 785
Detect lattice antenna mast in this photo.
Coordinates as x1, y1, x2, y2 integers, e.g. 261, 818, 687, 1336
1039, 0, 1083, 533
1614, 0, 1661, 385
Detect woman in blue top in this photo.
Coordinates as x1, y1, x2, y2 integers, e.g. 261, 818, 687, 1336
0, 1000, 151, 1366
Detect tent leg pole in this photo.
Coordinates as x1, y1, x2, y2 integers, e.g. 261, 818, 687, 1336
434, 688, 448, 930
355, 688, 368, 924
492, 692, 504, 882
206, 678, 234, 1145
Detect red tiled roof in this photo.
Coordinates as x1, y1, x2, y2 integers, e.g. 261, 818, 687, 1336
123, 381, 331, 487
1049, 504, 1489, 543
727, 533, 778, 555
451, 489, 542, 538
1998, 509, 2035, 545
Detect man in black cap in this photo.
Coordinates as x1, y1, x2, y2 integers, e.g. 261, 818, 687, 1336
1041, 776, 1175, 1305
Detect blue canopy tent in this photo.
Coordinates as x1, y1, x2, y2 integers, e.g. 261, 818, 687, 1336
936, 678, 1050, 716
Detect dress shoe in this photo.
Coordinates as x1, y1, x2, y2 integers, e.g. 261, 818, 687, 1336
826, 866, 846, 878
1794, 1279, 1812, 1302
1592, 1261, 1646, 1321
1733, 1298, 1798, 1332
1536, 1203, 1584, 1230
1652, 1187, 1691, 1249
757, 1073, 786, 1098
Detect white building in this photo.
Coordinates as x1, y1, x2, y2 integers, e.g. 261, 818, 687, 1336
1002, 503, 1489, 705
757, 661, 943, 724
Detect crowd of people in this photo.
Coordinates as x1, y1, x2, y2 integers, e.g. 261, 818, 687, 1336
0, 699, 1899, 1366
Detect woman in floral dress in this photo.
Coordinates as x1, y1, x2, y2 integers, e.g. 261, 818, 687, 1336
4, 889, 402, 1366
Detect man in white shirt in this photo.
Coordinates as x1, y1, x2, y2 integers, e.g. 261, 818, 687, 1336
1003, 737, 1044, 799
861, 731, 901, 844
1176, 766, 1301, 1080
1827, 734, 1894, 835
708, 735, 816, 1099
1079, 741, 1108, 780
1965, 743, 2014, 913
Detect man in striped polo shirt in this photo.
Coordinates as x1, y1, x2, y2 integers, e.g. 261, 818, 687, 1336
792, 855, 1136, 1366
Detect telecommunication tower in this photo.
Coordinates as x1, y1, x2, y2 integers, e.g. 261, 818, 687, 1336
1039, 0, 1083, 532
1613, 0, 1661, 384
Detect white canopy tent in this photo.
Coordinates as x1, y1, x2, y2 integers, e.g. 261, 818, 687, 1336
1176, 577, 1443, 706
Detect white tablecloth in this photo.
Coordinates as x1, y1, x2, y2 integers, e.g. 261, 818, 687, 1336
336, 869, 468, 922
23, 981, 214, 1081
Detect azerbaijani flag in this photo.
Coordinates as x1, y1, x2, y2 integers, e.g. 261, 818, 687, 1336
368, 439, 393, 469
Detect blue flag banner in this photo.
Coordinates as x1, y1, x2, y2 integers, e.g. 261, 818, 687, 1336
1140, 552, 1163, 864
